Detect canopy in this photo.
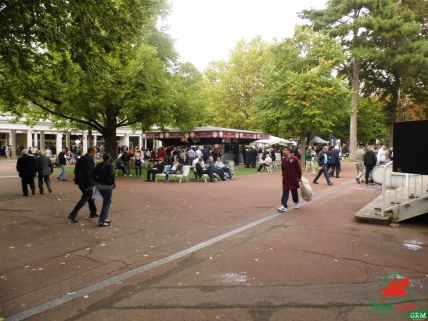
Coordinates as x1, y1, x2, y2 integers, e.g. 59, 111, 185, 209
254, 135, 292, 146
310, 136, 329, 144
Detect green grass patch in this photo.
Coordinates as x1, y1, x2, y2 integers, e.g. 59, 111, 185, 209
54, 164, 267, 181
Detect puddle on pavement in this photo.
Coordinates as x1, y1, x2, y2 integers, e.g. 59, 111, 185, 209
402, 240, 424, 251
217, 272, 248, 284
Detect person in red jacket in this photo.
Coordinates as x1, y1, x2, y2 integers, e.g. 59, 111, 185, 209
277, 146, 302, 213
158, 147, 166, 161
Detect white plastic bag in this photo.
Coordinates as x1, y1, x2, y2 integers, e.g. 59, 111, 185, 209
300, 176, 313, 202
92, 187, 103, 201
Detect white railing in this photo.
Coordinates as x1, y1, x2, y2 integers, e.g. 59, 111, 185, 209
381, 161, 427, 218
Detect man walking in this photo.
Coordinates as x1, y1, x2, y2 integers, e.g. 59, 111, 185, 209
277, 146, 302, 212
304, 146, 315, 174
364, 146, 377, 185
36, 151, 53, 194
313, 145, 333, 186
68, 147, 98, 223
57, 147, 67, 181
354, 144, 365, 184
16, 149, 37, 196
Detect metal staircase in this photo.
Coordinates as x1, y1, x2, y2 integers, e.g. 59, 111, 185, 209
355, 162, 428, 223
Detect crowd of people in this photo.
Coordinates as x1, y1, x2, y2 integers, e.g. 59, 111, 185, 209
13, 139, 394, 228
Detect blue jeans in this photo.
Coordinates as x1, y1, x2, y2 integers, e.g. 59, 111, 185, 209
221, 167, 233, 179
165, 169, 176, 182
99, 188, 113, 224
58, 164, 65, 180
313, 164, 331, 184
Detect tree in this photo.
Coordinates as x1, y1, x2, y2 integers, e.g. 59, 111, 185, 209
257, 28, 350, 157
203, 37, 273, 130
358, 0, 428, 135
301, 0, 373, 157
0, 1, 201, 158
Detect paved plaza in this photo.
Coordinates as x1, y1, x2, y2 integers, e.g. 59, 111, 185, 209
0, 161, 427, 321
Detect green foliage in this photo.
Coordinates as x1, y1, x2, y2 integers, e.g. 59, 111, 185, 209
357, 98, 388, 143
202, 37, 273, 130
257, 28, 351, 141
0, 0, 203, 157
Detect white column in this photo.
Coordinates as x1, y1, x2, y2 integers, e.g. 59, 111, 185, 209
144, 139, 147, 149
10, 130, 16, 158
93, 135, 97, 147
27, 129, 33, 149
65, 132, 71, 149
138, 135, 143, 149
83, 132, 88, 153
124, 133, 130, 148
40, 131, 46, 151
56, 133, 63, 154
33, 132, 38, 148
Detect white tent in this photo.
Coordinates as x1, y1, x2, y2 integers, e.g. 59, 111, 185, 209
310, 136, 329, 144
254, 135, 292, 146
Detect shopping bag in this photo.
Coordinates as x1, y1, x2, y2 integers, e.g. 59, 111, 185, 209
300, 176, 313, 202
92, 187, 103, 201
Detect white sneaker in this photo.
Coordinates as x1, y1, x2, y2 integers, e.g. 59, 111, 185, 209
294, 203, 300, 209
277, 206, 287, 212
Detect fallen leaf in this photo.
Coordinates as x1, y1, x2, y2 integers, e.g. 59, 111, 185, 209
60, 262, 66, 265
83, 295, 89, 299
25, 244, 31, 247
9, 246, 15, 249
254, 258, 260, 261
67, 292, 76, 295
100, 243, 106, 247
24, 266, 30, 268
38, 268, 43, 271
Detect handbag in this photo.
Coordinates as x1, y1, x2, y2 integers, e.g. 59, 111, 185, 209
300, 176, 313, 202
92, 186, 103, 201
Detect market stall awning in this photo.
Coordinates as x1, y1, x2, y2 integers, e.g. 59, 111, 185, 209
143, 126, 269, 145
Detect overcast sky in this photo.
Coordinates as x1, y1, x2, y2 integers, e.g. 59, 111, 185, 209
162, 0, 327, 71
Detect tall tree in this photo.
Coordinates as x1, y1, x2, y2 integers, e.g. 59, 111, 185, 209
257, 28, 350, 158
0, 0, 201, 158
301, 0, 373, 157
203, 37, 273, 130
358, 0, 428, 134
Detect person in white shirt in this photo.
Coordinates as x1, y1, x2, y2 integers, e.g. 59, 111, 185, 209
215, 157, 234, 180
257, 155, 272, 172
195, 148, 203, 159
377, 145, 386, 165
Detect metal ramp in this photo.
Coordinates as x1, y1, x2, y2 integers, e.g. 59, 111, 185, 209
355, 162, 428, 223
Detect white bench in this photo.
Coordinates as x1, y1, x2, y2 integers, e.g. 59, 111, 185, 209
171, 165, 191, 183
155, 165, 171, 182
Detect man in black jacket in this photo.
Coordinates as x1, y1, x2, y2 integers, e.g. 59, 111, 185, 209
313, 145, 333, 186
16, 149, 37, 196
364, 146, 377, 185
68, 147, 98, 223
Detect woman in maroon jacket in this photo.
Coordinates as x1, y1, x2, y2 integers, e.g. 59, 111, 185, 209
277, 146, 302, 212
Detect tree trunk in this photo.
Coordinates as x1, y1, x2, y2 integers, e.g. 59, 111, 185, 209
299, 136, 306, 168
103, 108, 119, 159
389, 72, 401, 144
103, 128, 118, 160
349, 56, 360, 159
